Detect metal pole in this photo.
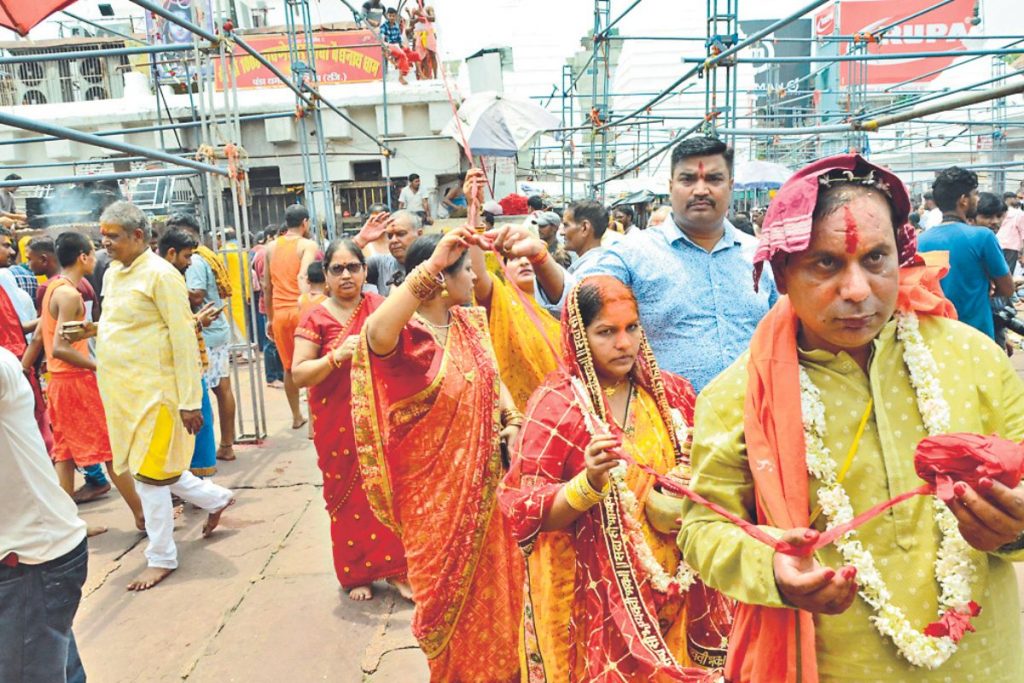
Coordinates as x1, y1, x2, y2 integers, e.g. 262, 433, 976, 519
0, 42, 194, 64
595, 121, 705, 186
0, 110, 228, 175
678, 47, 1024, 64
864, 70, 1022, 120
596, 0, 643, 40
716, 79, 1024, 136
597, 0, 830, 133
130, 0, 220, 42
0, 168, 199, 188
229, 32, 392, 155
61, 10, 139, 41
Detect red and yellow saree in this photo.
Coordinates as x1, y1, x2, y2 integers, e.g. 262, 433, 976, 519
295, 294, 407, 590
499, 286, 732, 683
351, 304, 522, 682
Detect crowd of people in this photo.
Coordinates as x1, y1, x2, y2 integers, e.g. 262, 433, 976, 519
5, 134, 1024, 683
361, 1, 438, 85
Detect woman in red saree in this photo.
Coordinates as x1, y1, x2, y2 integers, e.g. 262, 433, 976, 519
352, 225, 524, 682
499, 276, 732, 683
291, 238, 409, 602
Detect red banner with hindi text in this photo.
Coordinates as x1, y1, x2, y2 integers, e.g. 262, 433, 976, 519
215, 29, 383, 91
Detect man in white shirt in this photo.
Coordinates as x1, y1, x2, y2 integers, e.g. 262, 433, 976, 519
919, 191, 943, 229
398, 173, 431, 224
0, 346, 88, 683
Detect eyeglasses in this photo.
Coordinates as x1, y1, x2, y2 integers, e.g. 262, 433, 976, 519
327, 263, 364, 276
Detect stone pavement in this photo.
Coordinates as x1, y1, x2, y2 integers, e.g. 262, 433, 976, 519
74, 376, 428, 682
73, 349, 1024, 681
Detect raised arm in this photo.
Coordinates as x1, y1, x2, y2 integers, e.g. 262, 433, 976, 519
364, 227, 474, 356
468, 237, 495, 308
493, 227, 567, 304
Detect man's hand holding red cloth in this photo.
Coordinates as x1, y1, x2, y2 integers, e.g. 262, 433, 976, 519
916, 433, 1024, 552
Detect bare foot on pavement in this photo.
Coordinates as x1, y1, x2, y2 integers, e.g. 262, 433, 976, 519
127, 567, 174, 591
202, 499, 235, 538
87, 525, 108, 537
348, 585, 373, 601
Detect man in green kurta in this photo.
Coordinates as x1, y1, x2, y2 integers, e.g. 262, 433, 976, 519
678, 154, 1024, 682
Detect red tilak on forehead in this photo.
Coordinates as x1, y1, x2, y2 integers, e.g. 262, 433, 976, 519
696, 161, 706, 181
843, 205, 859, 253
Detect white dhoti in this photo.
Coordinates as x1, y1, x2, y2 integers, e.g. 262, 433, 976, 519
135, 471, 233, 569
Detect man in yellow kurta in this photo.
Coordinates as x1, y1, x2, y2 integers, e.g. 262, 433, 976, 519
80, 201, 234, 592
678, 155, 1024, 682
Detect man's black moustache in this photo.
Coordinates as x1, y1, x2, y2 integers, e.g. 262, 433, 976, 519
687, 198, 716, 207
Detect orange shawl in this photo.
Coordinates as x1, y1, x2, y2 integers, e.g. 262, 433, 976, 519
732, 258, 955, 683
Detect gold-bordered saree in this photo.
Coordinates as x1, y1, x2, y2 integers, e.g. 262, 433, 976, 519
351, 305, 523, 682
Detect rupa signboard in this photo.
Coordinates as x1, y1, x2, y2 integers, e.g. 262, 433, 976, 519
814, 0, 976, 87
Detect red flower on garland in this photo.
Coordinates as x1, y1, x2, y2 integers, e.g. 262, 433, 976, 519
923, 602, 981, 642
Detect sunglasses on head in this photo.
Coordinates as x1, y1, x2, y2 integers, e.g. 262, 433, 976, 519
328, 263, 364, 276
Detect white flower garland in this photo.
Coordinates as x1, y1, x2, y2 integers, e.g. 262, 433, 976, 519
798, 311, 977, 669
610, 461, 698, 596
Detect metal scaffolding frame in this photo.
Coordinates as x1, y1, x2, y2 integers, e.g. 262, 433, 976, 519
541, 0, 1024, 197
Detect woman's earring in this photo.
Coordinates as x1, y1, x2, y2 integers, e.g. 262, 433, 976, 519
441, 276, 449, 298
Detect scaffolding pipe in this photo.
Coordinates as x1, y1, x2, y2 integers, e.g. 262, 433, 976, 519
0, 42, 195, 65
129, 0, 221, 43
873, 0, 954, 38
227, 31, 393, 155
61, 11, 139, 42
597, 0, 830, 133
679, 47, 1024, 64
0, 111, 293, 147
717, 79, 1024, 136
595, 0, 643, 40
595, 120, 705, 186
0, 167, 198, 188
0, 110, 228, 176
885, 37, 1024, 91
863, 70, 1021, 120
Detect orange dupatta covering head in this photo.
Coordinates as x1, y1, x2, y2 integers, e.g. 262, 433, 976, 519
501, 276, 729, 683
733, 155, 956, 683
350, 304, 522, 682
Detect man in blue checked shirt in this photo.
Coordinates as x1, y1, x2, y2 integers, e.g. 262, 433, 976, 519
578, 136, 778, 392
379, 7, 414, 84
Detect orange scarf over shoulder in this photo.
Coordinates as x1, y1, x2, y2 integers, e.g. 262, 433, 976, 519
731, 257, 955, 683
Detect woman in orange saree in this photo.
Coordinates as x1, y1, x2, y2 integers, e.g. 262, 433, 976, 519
499, 276, 732, 683
352, 225, 524, 682
467, 231, 564, 411
292, 239, 409, 602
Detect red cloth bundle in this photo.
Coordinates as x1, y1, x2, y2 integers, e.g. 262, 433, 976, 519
914, 433, 1024, 502
497, 193, 529, 216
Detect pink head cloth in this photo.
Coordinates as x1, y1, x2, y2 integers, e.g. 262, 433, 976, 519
752, 153, 918, 288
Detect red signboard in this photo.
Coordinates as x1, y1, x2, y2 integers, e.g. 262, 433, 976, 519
215, 30, 383, 90
817, 0, 975, 86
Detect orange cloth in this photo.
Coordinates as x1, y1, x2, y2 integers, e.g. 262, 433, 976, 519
48, 372, 113, 466
352, 306, 522, 682
40, 277, 87, 375
272, 308, 300, 371
733, 263, 956, 683
270, 235, 303, 312
40, 277, 112, 466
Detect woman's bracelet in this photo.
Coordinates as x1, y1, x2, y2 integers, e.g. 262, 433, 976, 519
564, 470, 609, 512
500, 407, 524, 429
527, 249, 550, 267
405, 264, 443, 301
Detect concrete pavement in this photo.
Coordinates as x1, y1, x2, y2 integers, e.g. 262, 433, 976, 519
73, 377, 428, 682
